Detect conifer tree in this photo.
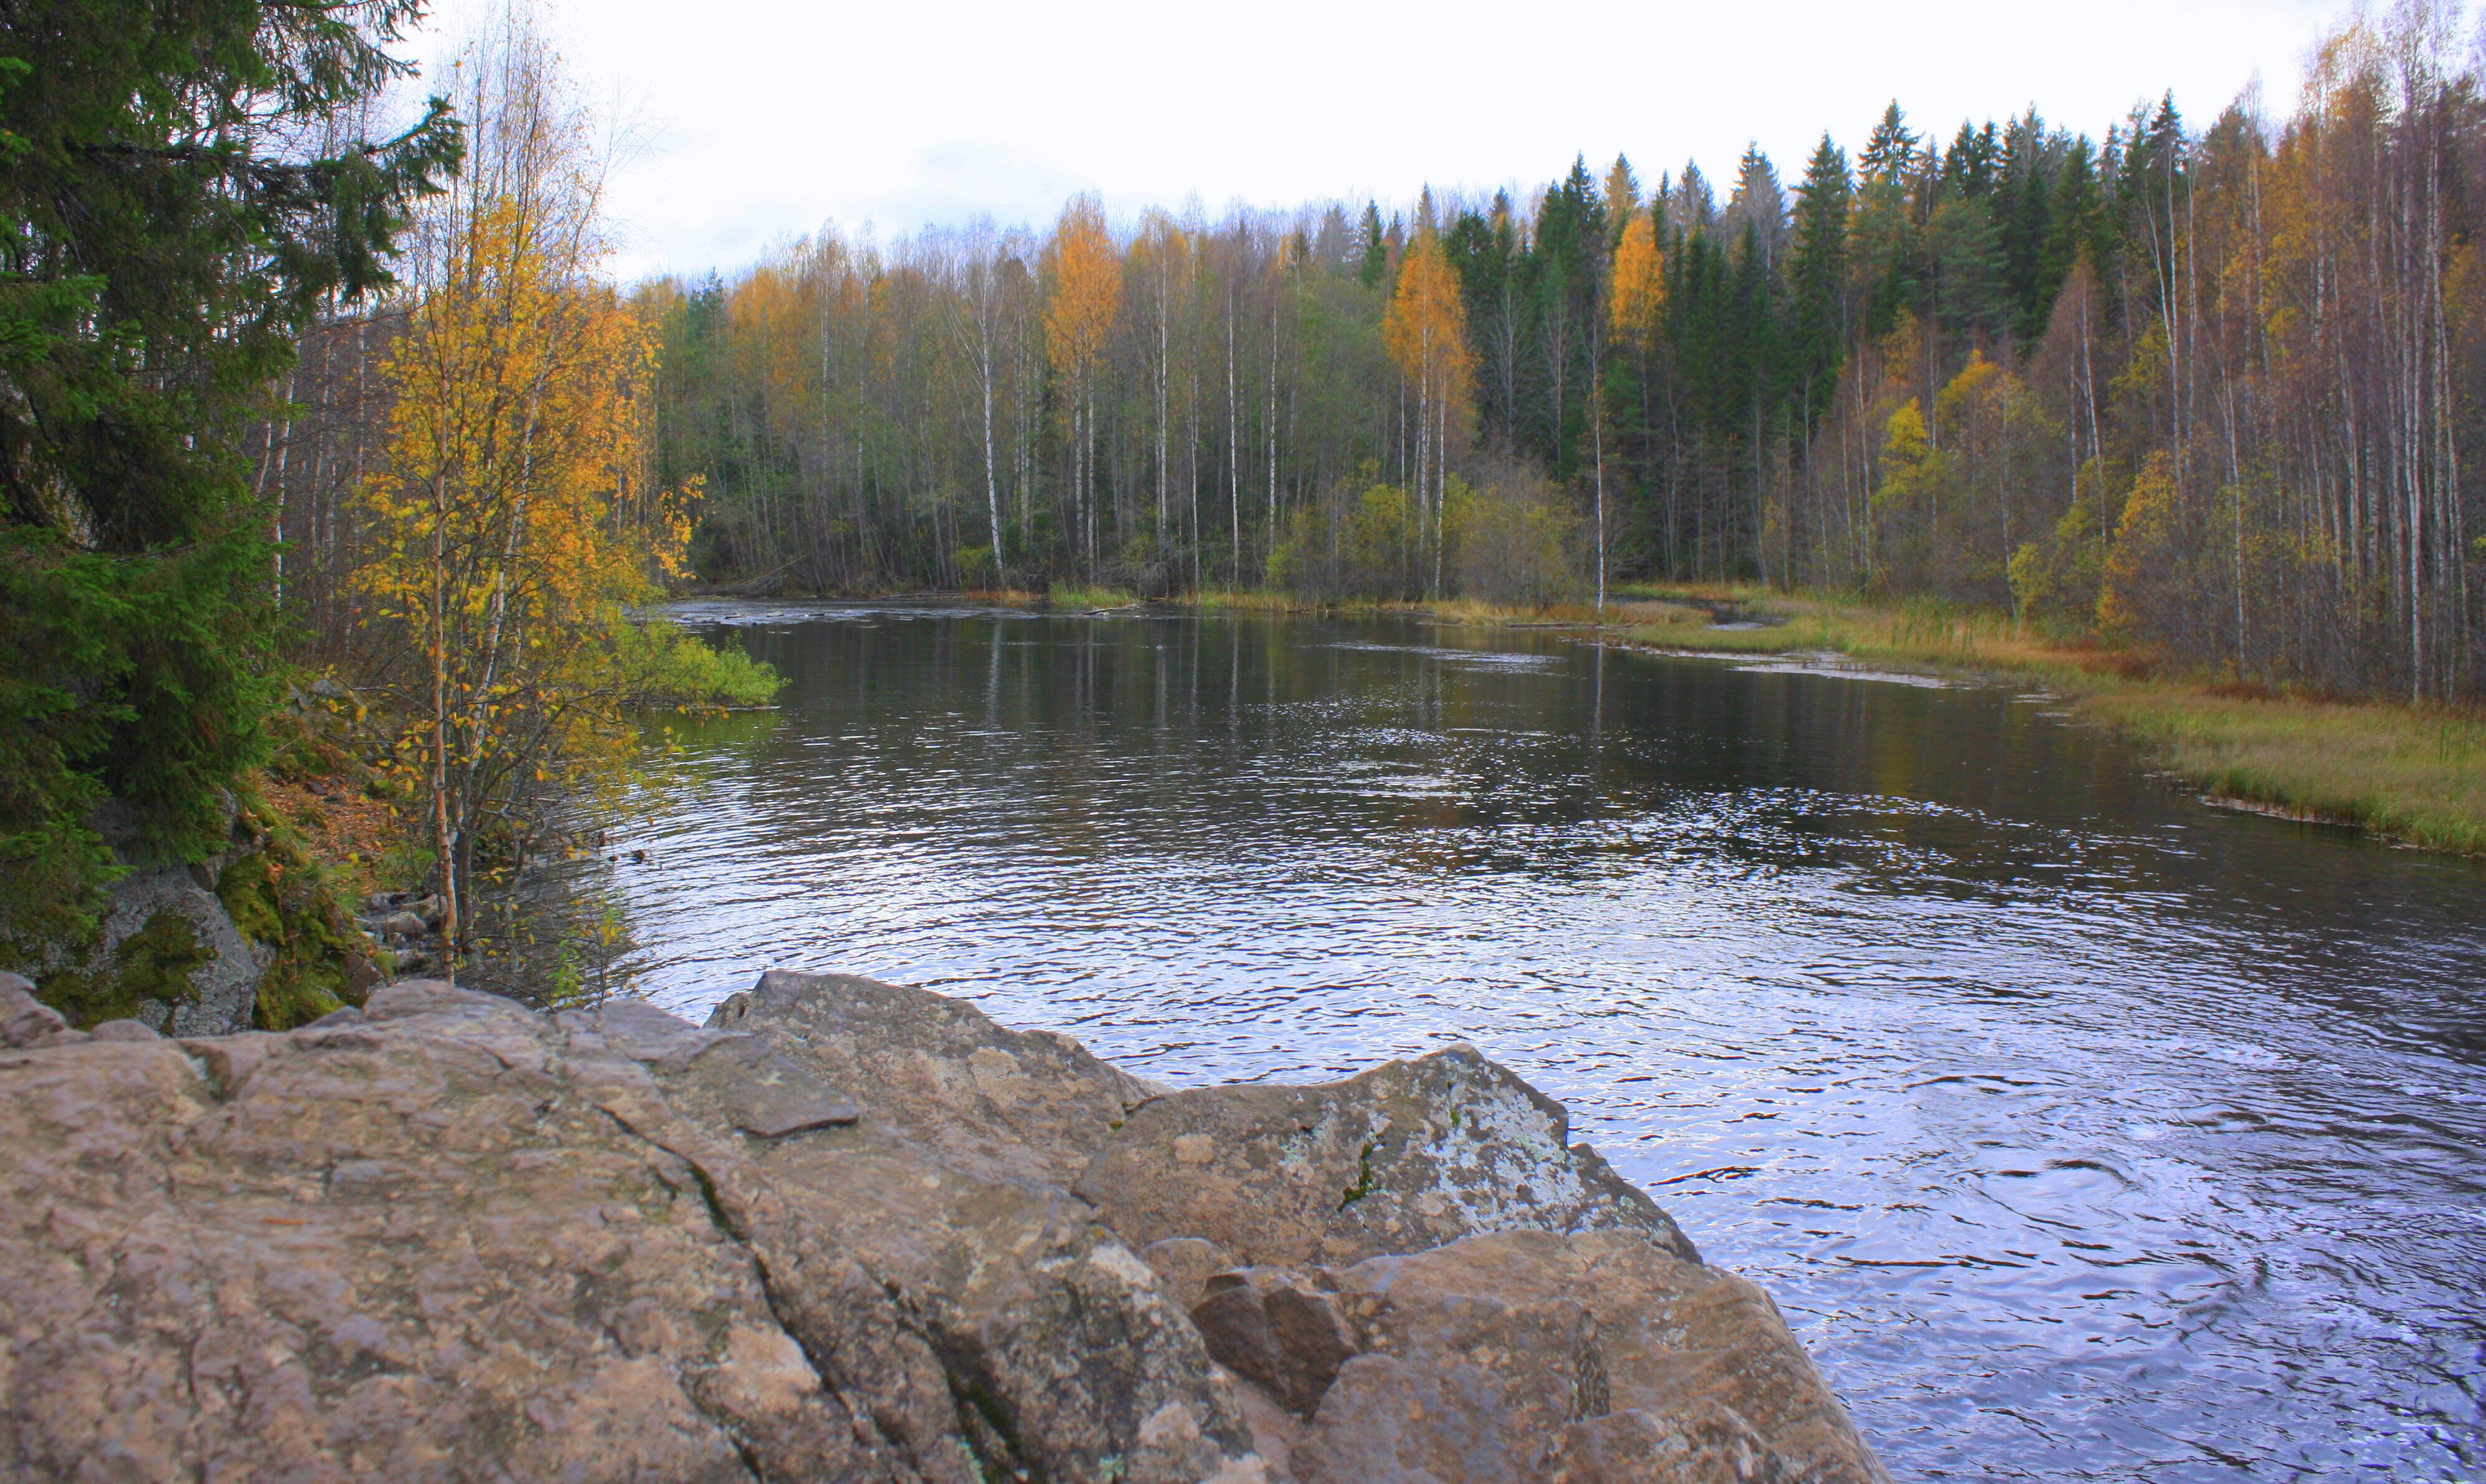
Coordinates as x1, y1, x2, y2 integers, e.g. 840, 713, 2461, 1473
1603, 155, 1642, 251
1787, 135, 1853, 428
0, 0, 460, 939
1998, 112, 2058, 342
1359, 201, 1388, 289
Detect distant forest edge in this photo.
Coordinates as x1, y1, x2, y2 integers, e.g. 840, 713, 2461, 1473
694, 4, 2482, 709
255, 3, 2483, 712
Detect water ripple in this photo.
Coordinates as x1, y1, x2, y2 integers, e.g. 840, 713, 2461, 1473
586, 606, 2485, 1481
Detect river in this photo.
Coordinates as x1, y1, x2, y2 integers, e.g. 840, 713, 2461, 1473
589, 601, 2486, 1480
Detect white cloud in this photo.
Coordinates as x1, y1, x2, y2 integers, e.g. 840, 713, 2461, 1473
405, 0, 2352, 281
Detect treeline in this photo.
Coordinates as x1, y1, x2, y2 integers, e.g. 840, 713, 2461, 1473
3, 1, 767, 974
646, 4, 2482, 702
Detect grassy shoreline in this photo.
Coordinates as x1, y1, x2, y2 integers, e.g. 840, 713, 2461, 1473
711, 581, 2486, 858
1598, 583, 2486, 860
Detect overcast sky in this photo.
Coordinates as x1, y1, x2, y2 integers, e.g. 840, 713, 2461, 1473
405, 0, 2353, 282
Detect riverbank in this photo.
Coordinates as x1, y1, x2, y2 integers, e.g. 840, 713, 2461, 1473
954, 581, 2486, 858
691, 581, 2485, 858
979, 583, 1636, 628
1603, 584, 2486, 858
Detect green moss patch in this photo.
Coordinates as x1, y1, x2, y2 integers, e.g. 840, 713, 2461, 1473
39, 911, 209, 1028
216, 837, 376, 1032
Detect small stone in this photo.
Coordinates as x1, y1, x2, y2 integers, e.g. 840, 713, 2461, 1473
1188, 1268, 1357, 1418
0, 974, 69, 1049
379, 911, 428, 939
1140, 1237, 1237, 1311
89, 1019, 162, 1044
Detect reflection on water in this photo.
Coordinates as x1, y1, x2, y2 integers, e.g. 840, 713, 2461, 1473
603, 601, 2485, 1481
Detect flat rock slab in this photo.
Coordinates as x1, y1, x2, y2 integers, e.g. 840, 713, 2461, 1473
709, 969, 1160, 1186
1075, 1044, 1699, 1269
0, 980, 1266, 1484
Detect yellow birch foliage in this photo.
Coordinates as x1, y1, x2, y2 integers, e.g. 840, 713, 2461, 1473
1609, 213, 1668, 345
355, 195, 768, 878
1046, 195, 1120, 381
1383, 230, 1477, 424
2097, 451, 2183, 642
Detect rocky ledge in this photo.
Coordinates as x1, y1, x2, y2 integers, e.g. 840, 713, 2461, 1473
0, 967, 1888, 1483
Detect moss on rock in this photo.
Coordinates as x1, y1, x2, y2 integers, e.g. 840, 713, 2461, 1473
215, 840, 376, 1032
37, 912, 210, 1028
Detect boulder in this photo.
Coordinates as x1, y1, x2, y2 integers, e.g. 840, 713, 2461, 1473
53, 863, 271, 1035
1074, 1044, 1697, 1269
377, 909, 430, 940
0, 968, 1887, 1483
0, 980, 1268, 1483
707, 969, 1161, 1186
1290, 1229, 1889, 1484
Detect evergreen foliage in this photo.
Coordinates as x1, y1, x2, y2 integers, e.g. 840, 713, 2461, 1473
0, 0, 457, 938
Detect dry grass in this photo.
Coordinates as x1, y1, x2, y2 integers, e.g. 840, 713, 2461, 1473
2074, 689, 2486, 855
1611, 583, 2486, 857
978, 584, 1143, 610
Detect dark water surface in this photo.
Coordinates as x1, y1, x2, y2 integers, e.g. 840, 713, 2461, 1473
609, 601, 2486, 1480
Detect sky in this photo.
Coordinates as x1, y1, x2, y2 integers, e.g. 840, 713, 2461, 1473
404, 0, 2352, 283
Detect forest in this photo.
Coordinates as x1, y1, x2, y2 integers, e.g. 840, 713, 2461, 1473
583, 6, 2472, 707
236, 3, 2486, 714
2, 4, 767, 976
8, 0, 2486, 979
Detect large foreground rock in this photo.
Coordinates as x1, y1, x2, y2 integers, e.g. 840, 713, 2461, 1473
0, 977, 1263, 1483
0, 969, 1886, 1483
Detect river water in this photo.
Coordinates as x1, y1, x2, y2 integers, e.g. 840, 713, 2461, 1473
598, 601, 2485, 1481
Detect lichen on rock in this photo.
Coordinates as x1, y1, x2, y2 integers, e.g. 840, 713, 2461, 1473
1073, 1042, 1700, 1269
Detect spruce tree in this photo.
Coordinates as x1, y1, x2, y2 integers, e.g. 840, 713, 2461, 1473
1859, 102, 1917, 185
1787, 135, 1853, 429
2041, 135, 2104, 298
1855, 105, 1922, 340
0, 0, 460, 940
1998, 112, 2057, 343
1359, 201, 1388, 288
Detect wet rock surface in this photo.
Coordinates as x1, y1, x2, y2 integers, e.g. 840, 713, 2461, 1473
0, 970, 1886, 1482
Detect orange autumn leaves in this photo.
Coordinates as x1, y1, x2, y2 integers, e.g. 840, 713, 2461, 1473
346, 27, 765, 954
1608, 212, 1666, 347
1382, 229, 1475, 426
